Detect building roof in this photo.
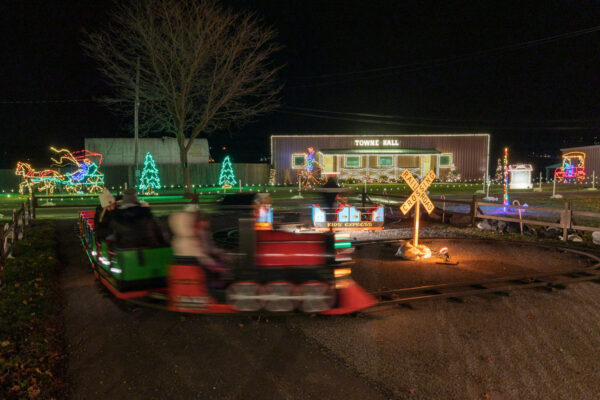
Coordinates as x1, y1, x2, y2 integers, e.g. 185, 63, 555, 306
318, 148, 441, 155
271, 133, 489, 138
561, 144, 600, 151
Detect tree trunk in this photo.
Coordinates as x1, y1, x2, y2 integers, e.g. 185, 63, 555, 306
181, 148, 191, 193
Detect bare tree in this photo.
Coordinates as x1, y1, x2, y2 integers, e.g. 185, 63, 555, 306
83, 0, 282, 190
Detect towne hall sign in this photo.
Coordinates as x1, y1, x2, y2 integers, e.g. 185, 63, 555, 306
354, 139, 400, 147
270, 134, 490, 183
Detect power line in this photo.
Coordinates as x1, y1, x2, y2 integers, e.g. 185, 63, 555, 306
277, 109, 597, 130
289, 25, 600, 88
283, 106, 600, 124
0, 98, 97, 104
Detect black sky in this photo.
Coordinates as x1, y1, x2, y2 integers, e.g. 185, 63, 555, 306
1, 0, 599, 170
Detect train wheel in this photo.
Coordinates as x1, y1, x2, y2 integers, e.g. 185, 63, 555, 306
295, 282, 335, 313
226, 281, 263, 312
261, 281, 296, 312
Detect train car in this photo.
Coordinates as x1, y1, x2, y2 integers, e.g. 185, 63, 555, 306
79, 210, 375, 315
311, 203, 385, 231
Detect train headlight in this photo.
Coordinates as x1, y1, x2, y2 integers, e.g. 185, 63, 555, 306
334, 268, 352, 278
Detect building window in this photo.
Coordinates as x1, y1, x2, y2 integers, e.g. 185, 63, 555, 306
292, 153, 306, 169
440, 153, 452, 167
378, 156, 393, 167
345, 156, 361, 168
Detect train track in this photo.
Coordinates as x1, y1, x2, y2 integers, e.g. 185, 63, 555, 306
92, 225, 600, 314
213, 230, 600, 312
361, 238, 600, 312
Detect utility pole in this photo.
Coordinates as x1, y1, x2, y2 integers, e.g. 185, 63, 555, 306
134, 56, 140, 185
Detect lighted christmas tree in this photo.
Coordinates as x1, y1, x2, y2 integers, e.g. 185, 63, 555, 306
139, 152, 161, 193
494, 158, 504, 183
218, 155, 237, 187
268, 166, 276, 186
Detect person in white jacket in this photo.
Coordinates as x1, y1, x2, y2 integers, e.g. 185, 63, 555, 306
169, 208, 230, 286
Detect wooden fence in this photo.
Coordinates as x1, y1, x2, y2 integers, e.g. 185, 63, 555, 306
0, 201, 33, 286
366, 191, 600, 241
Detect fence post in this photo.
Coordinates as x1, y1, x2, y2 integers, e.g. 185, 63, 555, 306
361, 185, 367, 208
31, 191, 36, 219
470, 194, 477, 226
560, 202, 571, 241
0, 223, 5, 287
12, 209, 17, 245
440, 195, 446, 223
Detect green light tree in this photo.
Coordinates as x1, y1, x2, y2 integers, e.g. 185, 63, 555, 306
139, 152, 161, 193
218, 156, 237, 187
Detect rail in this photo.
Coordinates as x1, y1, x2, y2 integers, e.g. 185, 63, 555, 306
30, 191, 208, 216
0, 201, 33, 286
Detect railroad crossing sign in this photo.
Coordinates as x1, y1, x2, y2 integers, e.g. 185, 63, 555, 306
400, 169, 436, 247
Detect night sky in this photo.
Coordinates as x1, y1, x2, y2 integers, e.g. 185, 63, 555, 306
1, 0, 599, 171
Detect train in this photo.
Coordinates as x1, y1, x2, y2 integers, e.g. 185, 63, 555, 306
78, 207, 376, 315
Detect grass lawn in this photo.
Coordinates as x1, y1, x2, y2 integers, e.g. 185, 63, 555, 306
2, 182, 599, 223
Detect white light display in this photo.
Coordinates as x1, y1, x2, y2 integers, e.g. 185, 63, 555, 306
508, 164, 533, 189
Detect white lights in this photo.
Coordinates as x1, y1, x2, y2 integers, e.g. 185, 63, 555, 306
508, 164, 533, 189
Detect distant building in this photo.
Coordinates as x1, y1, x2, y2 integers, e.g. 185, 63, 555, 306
84, 137, 209, 166
270, 134, 490, 183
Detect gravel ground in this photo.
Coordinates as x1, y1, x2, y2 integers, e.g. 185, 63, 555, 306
58, 216, 600, 400
352, 239, 593, 291
292, 283, 600, 399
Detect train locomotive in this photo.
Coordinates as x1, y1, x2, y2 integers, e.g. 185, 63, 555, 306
78, 206, 375, 315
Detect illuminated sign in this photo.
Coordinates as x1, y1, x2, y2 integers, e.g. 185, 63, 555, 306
327, 222, 375, 228
400, 169, 436, 215
354, 139, 399, 147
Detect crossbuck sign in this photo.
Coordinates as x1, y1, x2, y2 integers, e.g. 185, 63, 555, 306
400, 169, 436, 247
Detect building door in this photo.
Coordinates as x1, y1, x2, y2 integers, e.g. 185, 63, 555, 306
423, 156, 432, 176
322, 155, 334, 173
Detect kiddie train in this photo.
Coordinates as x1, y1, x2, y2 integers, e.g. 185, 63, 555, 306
78, 202, 376, 315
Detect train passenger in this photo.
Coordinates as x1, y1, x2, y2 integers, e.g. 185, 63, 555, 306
94, 189, 116, 241
169, 208, 230, 287
319, 177, 347, 221
110, 188, 166, 248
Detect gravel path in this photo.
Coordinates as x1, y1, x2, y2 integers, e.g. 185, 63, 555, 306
293, 283, 600, 399
58, 217, 600, 399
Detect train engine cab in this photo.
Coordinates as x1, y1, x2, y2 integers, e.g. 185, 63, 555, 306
168, 228, 375, 314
